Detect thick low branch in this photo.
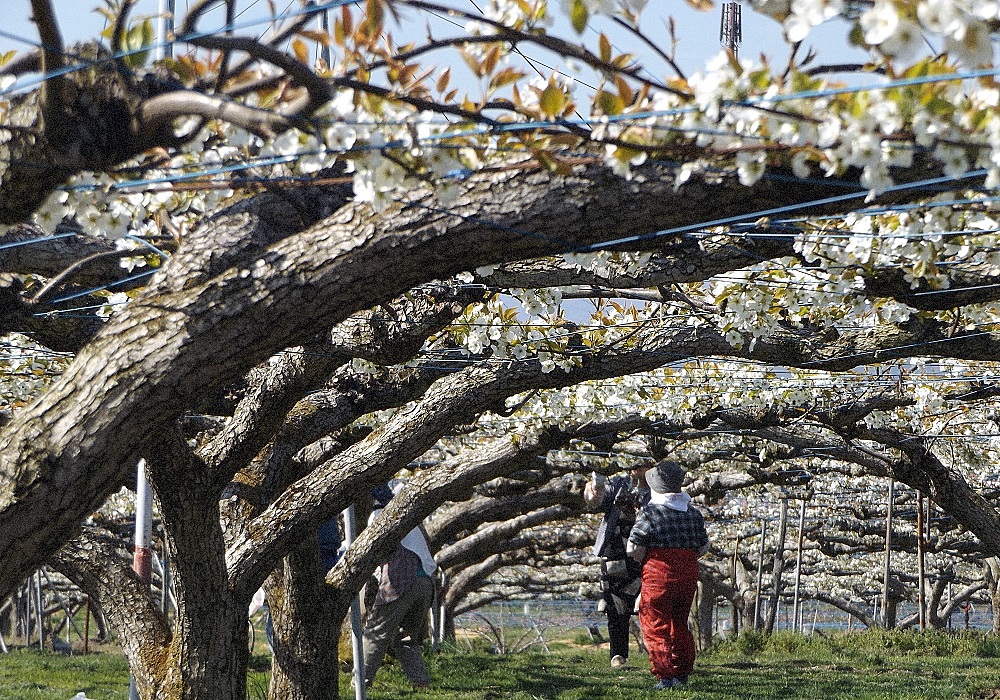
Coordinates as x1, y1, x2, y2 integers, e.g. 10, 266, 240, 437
436, 504, 577, 570
0, 154, 986, 597
324, 428, 564, 614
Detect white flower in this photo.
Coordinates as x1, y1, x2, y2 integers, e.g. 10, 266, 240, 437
879, 19, 925, 62
782, 15, 812, 44
327, 89, 356, 118
970, 0, 1000, 20
861, 162, 893, 197
674, 162, 699, 192
883, 143, 914, 168
848, 132, 883, 169
751, 0, 793, 21
736, 151, 767, 185
33, 189, 70, 232
912, 111, 945, 147
353, 170, 376, 203
325, 124, 357, 153
816, 117, 841, 148
860, 2, 899, 45
944, 17, 994, 66
986, 166, 1000, 188
792, 150, 812, 178
784, 0, 843, 41
917, 0, 962, 34
870, 99, 903, 135
934, 142, 970, 177
603, 144, 646, 179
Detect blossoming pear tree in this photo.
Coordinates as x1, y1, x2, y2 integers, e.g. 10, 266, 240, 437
2, 0, 1000, 698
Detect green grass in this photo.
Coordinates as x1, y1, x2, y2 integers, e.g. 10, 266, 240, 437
362, 633, 1000, 700
0, 650, 129, 700
3, 631, 1000, 699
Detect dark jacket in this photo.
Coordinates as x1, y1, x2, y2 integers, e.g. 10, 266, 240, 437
593, 475, 650, 559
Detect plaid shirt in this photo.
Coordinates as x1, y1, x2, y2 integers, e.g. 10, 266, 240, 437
629, 503, 708, 551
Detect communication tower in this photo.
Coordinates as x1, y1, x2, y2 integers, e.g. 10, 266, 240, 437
720, 2, 742, 59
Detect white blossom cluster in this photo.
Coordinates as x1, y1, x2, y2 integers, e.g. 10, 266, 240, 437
443, 290, 582, 372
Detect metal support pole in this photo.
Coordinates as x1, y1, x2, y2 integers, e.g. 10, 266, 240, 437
917, 493, 927, 631
343, 505, 366, 700
428, 582, 438, 649
35, 570, 44, 651
160, 535, 171, 615
133, 460, 154, 585
731, 536, 740, 635
882, 478, 894, 628
41, 569, 85, 642
84, 597, 90, 655
438, 571, 447, 645
754, 519, 767, 631
766, 499, 789, 634
128, 4, 174, 685
792, 500, 806, 634
947, 583, 952, 630
130, 459, 153, 700
22, 582, 28, 646
320, 7, 332, 66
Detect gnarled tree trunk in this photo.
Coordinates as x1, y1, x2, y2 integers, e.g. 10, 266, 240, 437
265, 539, 340, 700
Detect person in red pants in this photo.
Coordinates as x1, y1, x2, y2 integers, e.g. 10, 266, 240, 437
627, 460, 710, 691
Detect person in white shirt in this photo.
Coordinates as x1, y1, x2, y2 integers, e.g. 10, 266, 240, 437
362, 481, 436, 688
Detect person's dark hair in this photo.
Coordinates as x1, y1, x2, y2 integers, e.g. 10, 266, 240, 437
644, 460, 686, 494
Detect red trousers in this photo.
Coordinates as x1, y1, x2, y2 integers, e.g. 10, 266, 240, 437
639, 548, 699, 681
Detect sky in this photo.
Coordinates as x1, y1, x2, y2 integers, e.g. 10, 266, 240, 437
0, 1, 872, 86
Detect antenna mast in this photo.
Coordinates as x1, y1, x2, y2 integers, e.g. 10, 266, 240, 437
720, 2, 742, 59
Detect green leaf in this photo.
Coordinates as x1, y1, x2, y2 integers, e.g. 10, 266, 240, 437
123, 18, 154, 68
598, 34, 611, 63
595, 90, 624, 115
539, 83, 566, 117
363, 0, 385, 40
569, 0, 588, 34
924, 96, 955, 117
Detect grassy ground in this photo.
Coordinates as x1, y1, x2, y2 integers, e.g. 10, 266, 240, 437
0, 650, 129, 699
364, 630, 1000, 700
2, 630, 999, 699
